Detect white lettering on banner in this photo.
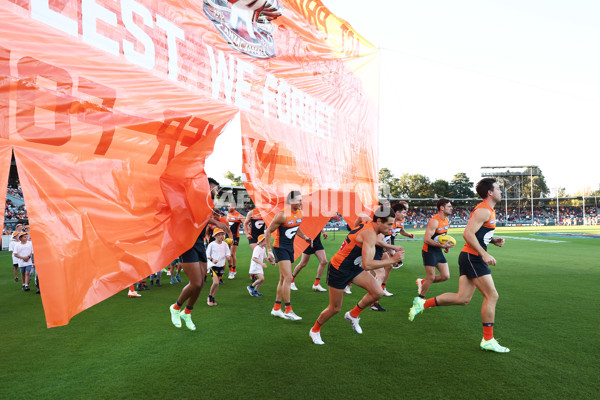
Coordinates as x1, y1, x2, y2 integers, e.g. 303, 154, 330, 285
263, 72, 333, 139
31, 0, 78, 37
82, 0, 119, 56
122, 0, 155, 70
23, 0, 341, 137
155, 15, 185, 81
204, 45, 252, 111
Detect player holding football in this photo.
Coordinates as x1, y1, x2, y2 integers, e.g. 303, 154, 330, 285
169, 177, 228, 331
309, 206, 403, 345
416, 198, 454, 298
408, 178, 509, 353
264, 190, 312, 321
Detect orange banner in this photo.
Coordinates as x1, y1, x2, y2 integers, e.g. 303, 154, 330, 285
0, 0, 379, 326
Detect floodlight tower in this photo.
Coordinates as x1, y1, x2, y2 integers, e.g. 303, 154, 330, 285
481, 165, 541, 225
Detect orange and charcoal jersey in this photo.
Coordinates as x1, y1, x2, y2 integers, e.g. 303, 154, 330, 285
423, 214, 450, 252
249, 208, 265, 238
227, 211, 244, 238
330, 222, 375, 270
207, 216, 228, 242
463, 202, 496, 256
391, 220, 405, 237
272, 209, 302, 250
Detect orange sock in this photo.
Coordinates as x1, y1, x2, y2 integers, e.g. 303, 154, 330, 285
314, 278, 320, 285
292, 275, 296, 283
349, 304, 364, 318
285, 303, 292, 313
273, 301, 282, 311
173, 302, 182, 311
311, 320, 322, 333
424, 297, 437, 309
184, 306, 193, 315
483, 324, 494, 341
129, 285, 135, 291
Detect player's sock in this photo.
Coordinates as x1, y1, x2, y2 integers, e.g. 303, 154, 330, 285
273, 301, 282, 311
284, 302, 292, 313
184, 305, 193, 314
424, 297, 438, 309
349, 303, 364, 318
381, 282, 386, 290
483, 323, 494, 341
291, 274, 296, 283
313, 277, 320, 286
129, 285, 135, 292
173, 301, 183, 311
311, 320, 322, 333
233, 266, 236, 273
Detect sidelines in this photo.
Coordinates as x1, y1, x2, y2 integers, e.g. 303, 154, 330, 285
500, 235, 566, 243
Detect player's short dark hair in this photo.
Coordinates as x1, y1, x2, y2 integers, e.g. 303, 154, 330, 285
476, 178, 496, 199
436, 198, 451, 211
208, 177, 220, 187
391, 202, 407, 213
286, 190, 302, 204
373, 205, 395, 223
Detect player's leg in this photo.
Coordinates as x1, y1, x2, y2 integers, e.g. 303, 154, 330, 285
291, 253, 310, 290
420, 263, 449, 296
313, 287, 344, 328
177, 261, 206, 307
472, 274, 508, 352
342, 271, 383, 333
409, 275, 476, 321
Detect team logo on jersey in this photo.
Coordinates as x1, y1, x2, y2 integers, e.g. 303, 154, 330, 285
203, 0, 282, 59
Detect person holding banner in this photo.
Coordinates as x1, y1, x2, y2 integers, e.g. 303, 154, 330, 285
169, 178, 228, 331
264, 190, 312, 321
309, 206, 404, 345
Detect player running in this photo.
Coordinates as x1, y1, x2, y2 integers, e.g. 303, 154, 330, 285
408, 178, 510, 353
168, 177, 228, 331
309, 206, 403, 345
290, 230, 329, 292
264, 190, 312, 321
416, 198, 454, 297
226, 203, 244, 279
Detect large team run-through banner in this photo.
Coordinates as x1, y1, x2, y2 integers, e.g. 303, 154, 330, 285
0, 0, 379, 327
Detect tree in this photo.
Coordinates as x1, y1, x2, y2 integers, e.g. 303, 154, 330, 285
431, 179, 451, 198
449, 172, 475, 198
522, 167, 550, 198
398, 174, 432, 198
378, 168, 401, 198
224, 171, 243, 186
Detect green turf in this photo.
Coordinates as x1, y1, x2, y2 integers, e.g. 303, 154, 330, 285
1, 225, 599, 399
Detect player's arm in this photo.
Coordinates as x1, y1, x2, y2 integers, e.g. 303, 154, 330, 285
491, 236, 505, 247
264, 211, 285, 253
353, 215, 371, 229
400, 227, 414, 239
376, 233, 402, 252
207, 215, 228, 232
360, 231, 403, 270
296, 227, 313, 246
463, 208, 497, 265
243, 212, 253, 239
423, 219, 450, 249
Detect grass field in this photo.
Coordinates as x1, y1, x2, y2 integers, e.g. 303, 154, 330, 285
1, 225, 599, 399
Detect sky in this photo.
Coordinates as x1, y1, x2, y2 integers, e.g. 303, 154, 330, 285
206, 0, 600, 196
